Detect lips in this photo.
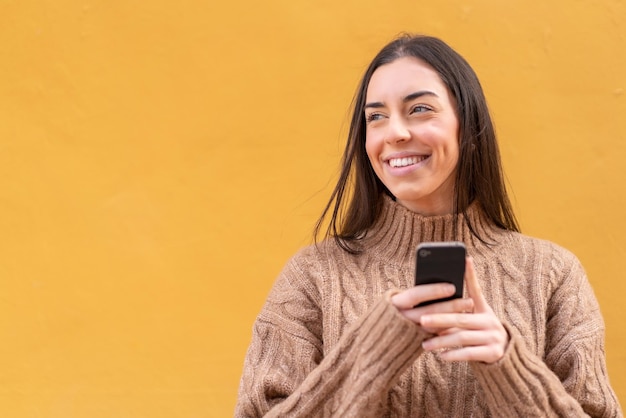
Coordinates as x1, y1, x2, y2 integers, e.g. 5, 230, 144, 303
387, 155, 429, 168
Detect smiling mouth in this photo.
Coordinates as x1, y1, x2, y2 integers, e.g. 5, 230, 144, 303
388, 156, 429, 168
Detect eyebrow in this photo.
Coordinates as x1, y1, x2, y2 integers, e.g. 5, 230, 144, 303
364, 90, 439, 109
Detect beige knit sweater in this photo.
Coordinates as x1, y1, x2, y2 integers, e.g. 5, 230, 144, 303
236, 197, 622, 417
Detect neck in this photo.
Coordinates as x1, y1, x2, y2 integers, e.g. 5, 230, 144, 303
357, 195, 503, 265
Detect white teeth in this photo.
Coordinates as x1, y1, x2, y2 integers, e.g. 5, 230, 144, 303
389, 156, 426, 167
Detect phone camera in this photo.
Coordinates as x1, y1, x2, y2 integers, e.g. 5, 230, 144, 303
419, 249, 431, 258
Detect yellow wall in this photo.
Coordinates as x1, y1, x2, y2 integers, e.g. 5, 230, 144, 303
1, 1, 624, 416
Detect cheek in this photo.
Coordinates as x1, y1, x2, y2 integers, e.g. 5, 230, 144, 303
364, 135, 380, 165
364, 137, 386, 181
418, 124, 459, 155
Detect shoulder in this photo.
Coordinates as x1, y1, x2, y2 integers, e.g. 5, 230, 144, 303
497, 230, 587, 288
271, 239, 347, 297
285, 239, 346, 273
505, 231, 578, 262
486, 231, 601, 331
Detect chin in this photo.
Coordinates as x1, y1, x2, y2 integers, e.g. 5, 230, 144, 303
389, 188, 425, 203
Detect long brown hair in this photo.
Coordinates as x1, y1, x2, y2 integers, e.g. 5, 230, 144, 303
315, 34, 520, 253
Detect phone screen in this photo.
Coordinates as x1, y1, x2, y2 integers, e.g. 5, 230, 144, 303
414, 241, 466, 306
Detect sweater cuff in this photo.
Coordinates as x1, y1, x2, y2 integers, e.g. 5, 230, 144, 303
269, 289, 432, 417
469, 322, 579, 415
322, 289, 432, 398
470, 322, 533, 399
345, 289, 431, 386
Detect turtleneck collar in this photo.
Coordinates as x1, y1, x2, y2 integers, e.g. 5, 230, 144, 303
357, 195, 504, 266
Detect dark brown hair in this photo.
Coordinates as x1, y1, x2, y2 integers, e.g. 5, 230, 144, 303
315, 34, 520, 253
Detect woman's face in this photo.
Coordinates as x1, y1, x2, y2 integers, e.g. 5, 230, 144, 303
365, 56, 460, 216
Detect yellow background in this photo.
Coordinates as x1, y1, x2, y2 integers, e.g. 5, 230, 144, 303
1, 1, 624, 416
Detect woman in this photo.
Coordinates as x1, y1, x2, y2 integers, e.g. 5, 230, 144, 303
235, 34, 622, 417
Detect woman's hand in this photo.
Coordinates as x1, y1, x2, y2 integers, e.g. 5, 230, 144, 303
391, 281, 475, 334
420, 257, 509, 364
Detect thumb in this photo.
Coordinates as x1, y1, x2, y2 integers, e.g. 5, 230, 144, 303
465, 256, 490, 313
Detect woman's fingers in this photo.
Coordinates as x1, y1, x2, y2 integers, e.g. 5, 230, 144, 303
420, 311, 500, 330
401, 298, 474, 325
437, 345, 506, 364
420, 306, 509, 363
422, 327, 505, 350
408, 257, 510, 364
392, 284, 475, 331
422, 322, 508, 363
422, 314, 508, 363
391, 283, 456, 310
392, 257, 508, 364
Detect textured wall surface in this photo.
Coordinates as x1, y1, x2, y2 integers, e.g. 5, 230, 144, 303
0, 0, 624, 416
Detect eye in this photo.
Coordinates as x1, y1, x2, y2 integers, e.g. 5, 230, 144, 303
365, 112, 385, 123
410, 104, 432, 114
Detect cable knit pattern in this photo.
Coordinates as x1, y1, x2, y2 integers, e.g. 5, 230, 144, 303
235, 196, 622, 417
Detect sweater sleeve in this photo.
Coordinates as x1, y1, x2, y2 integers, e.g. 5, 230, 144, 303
235, 255, 431, 418
470, 250, 622, 418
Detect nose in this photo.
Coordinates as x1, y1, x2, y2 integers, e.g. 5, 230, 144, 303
385, 115, 411, 144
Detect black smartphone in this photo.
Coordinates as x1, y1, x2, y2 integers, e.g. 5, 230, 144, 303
414, 241, 466, 307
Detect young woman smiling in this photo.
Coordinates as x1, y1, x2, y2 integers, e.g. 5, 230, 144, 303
235, 35, 622, 417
